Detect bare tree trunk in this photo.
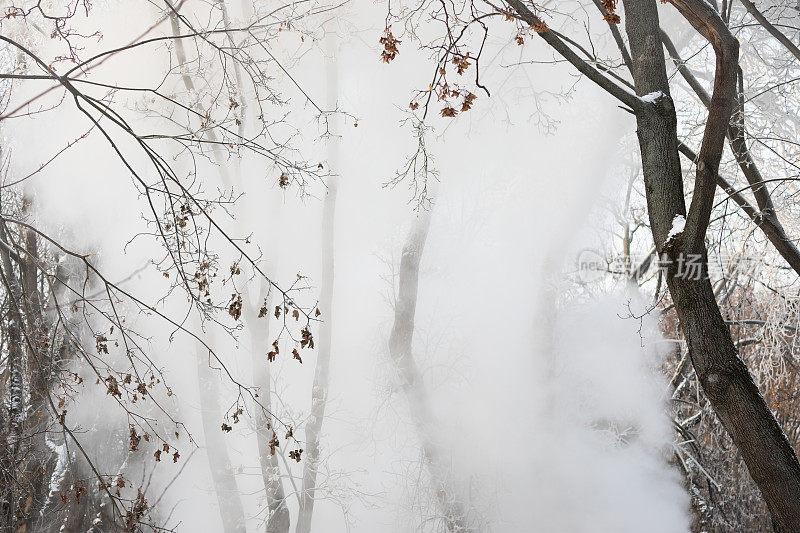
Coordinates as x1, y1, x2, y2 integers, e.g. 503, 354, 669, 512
246, 273, 290, 533
220, 0, 289, 524
295, 187, 336, 533
387, 207, 473, 532
17, 197, 55, 531
621, 1, 800, 529
168, 3, 232, 185
195, 339, 248, 533
251, 316, 291, 533
0, 224, 25, 533
295, 35, 339, 533
168, 6, 248, 529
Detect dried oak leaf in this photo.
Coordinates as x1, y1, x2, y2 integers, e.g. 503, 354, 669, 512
379, 27, 401, 63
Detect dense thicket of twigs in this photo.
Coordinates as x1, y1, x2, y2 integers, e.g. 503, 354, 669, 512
0, 1, 334, 530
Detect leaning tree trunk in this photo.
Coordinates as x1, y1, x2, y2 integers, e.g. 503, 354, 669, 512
387, 206, 473, 532
250, 309, 291, 533
195, 329, 247, 533
246, 189, 291, 533
214, 0, 290, 527
659, 30, 800, 277
171, 4, 247, 528
622, 0, 800, 529
246, 276, 291, 533
294, 183, 337, 533
295, 34, 339, 533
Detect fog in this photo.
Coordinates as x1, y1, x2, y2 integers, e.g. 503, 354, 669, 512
2, 1, 689, 530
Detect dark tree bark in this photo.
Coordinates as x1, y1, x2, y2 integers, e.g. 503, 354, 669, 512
501, 0, 800, 528
622, 1, 800, 530
738, 0, 800, 62
660, 31, 800, 276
